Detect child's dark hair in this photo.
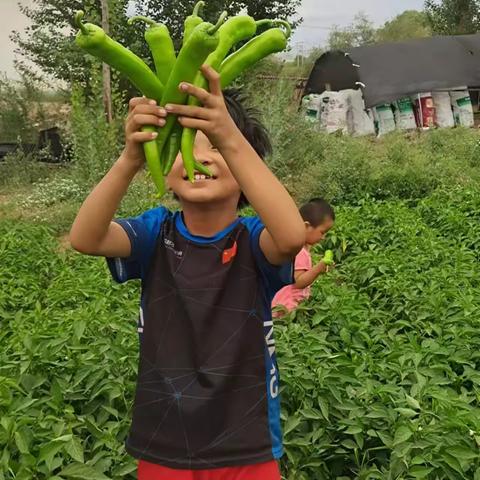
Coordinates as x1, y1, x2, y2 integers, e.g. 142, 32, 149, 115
224, 88, 272, 159
223, 88, 272, 208
300, 198, 335, 226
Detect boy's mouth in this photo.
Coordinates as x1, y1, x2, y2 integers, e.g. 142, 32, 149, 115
183, 172, 217, 181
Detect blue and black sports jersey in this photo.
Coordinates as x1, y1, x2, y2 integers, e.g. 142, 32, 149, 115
107, 207, 293, 469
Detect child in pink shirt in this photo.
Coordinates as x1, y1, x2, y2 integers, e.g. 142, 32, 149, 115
272, 198, 335, 315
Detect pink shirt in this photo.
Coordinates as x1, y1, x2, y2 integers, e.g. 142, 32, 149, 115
272, 248, 312, 313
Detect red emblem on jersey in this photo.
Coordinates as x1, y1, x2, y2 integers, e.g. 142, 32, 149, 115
222, 241, 238, 264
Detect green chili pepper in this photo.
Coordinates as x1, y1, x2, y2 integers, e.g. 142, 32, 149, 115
322, 250, 334, 266
176, 15, 260, 179
75, 11, 164, 99
144, 140, 166, 197
74, 11, 166, 196
183, 1, 205, 46
163, 0, 205, 175
156, 11, 227, 182
128, 16, 176, 85
220, 20, 291, 88
127, 15, 176, 190
162, 123, 183, 175
193, 160, 213, 177
163, 126, 213, 177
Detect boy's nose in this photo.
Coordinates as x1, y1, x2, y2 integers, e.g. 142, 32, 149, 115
192, 151, 213, 165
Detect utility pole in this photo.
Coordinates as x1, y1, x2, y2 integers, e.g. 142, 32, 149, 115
100, 0, 113, 122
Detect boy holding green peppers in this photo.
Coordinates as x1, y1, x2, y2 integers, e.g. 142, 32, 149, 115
70, 65, 305, 479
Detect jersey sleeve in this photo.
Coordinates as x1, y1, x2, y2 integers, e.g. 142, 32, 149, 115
242, 217, 294, 297
106, 206, 169, 283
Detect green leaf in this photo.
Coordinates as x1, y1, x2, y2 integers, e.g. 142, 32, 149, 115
442, 454, 464, 474
59, 463, 111, 480
345, 425, 363, 435
317, 397, 329, 421
14, 431, 29, 454
52, 434, 73, 443
38, 441, 65, 467
406, 394, 421, 410
65, 437, 84, 463
393, 425, 413, 446
73, 319, 86, 340
395, 408, 418, 418
284, 415, 302, 436
300, 408, 323, 420
448, 446, 478, 460
342, 439, 357, 449
19, 374, 46, 391
410, 466, 434, 478
112, 462, 137, 476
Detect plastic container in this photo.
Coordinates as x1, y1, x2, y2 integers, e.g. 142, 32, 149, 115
411, 93, 435, 129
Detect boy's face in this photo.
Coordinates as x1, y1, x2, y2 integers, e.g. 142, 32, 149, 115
305, 217, 334, 246
167, 131, 242, 207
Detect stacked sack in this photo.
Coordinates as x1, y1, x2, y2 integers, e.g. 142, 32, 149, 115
316, 90, 375, 136
450, 87, 474, 127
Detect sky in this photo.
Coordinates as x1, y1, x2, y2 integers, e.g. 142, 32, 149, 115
0, 0, 424, 79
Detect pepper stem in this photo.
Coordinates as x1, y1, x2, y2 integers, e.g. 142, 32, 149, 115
255, 19, 274, 28
192, 1, 205, 17
128, 15, 158, 28
74, 11, 89, 35
254, 19, 292, 38
275, 20, 292, 38
208, 11, 227, 35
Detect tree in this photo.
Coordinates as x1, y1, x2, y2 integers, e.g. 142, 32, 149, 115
10, 0, 135, 92
327, 12, 377, 51
377, 10, 431, 42
424, 0, 480, 35
11, 0, 302, 91
0, 75, 47, 143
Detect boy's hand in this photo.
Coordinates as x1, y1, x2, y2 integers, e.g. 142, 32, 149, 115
123, 97, 167, 169
165, 65, 240, 151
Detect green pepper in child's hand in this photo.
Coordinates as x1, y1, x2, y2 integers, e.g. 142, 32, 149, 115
176, 14, 259, 178
127, 16, 176, 85
75, 11, 164, 99
183, 1, 206, 45
220, 20, 291, 88
322, 250, 334, 266
74, 10, 166, 196
155, 11, 227, 182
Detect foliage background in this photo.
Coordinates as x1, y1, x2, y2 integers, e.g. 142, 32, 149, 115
2, 0, 480, 478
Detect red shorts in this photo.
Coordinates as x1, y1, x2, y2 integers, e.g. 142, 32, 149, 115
137, 459, 281, 480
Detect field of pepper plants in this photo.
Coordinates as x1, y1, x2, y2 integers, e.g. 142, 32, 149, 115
2, 170, 480, 479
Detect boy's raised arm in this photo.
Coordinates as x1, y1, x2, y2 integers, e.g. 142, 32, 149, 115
220, 131, 305, 265
69, 155, 139, 257
69, 97, 167, 257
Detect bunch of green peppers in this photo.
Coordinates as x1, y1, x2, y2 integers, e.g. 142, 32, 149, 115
74, 2, 291, 196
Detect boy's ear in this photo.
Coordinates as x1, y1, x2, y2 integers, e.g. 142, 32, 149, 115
304, 221, 312, 229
